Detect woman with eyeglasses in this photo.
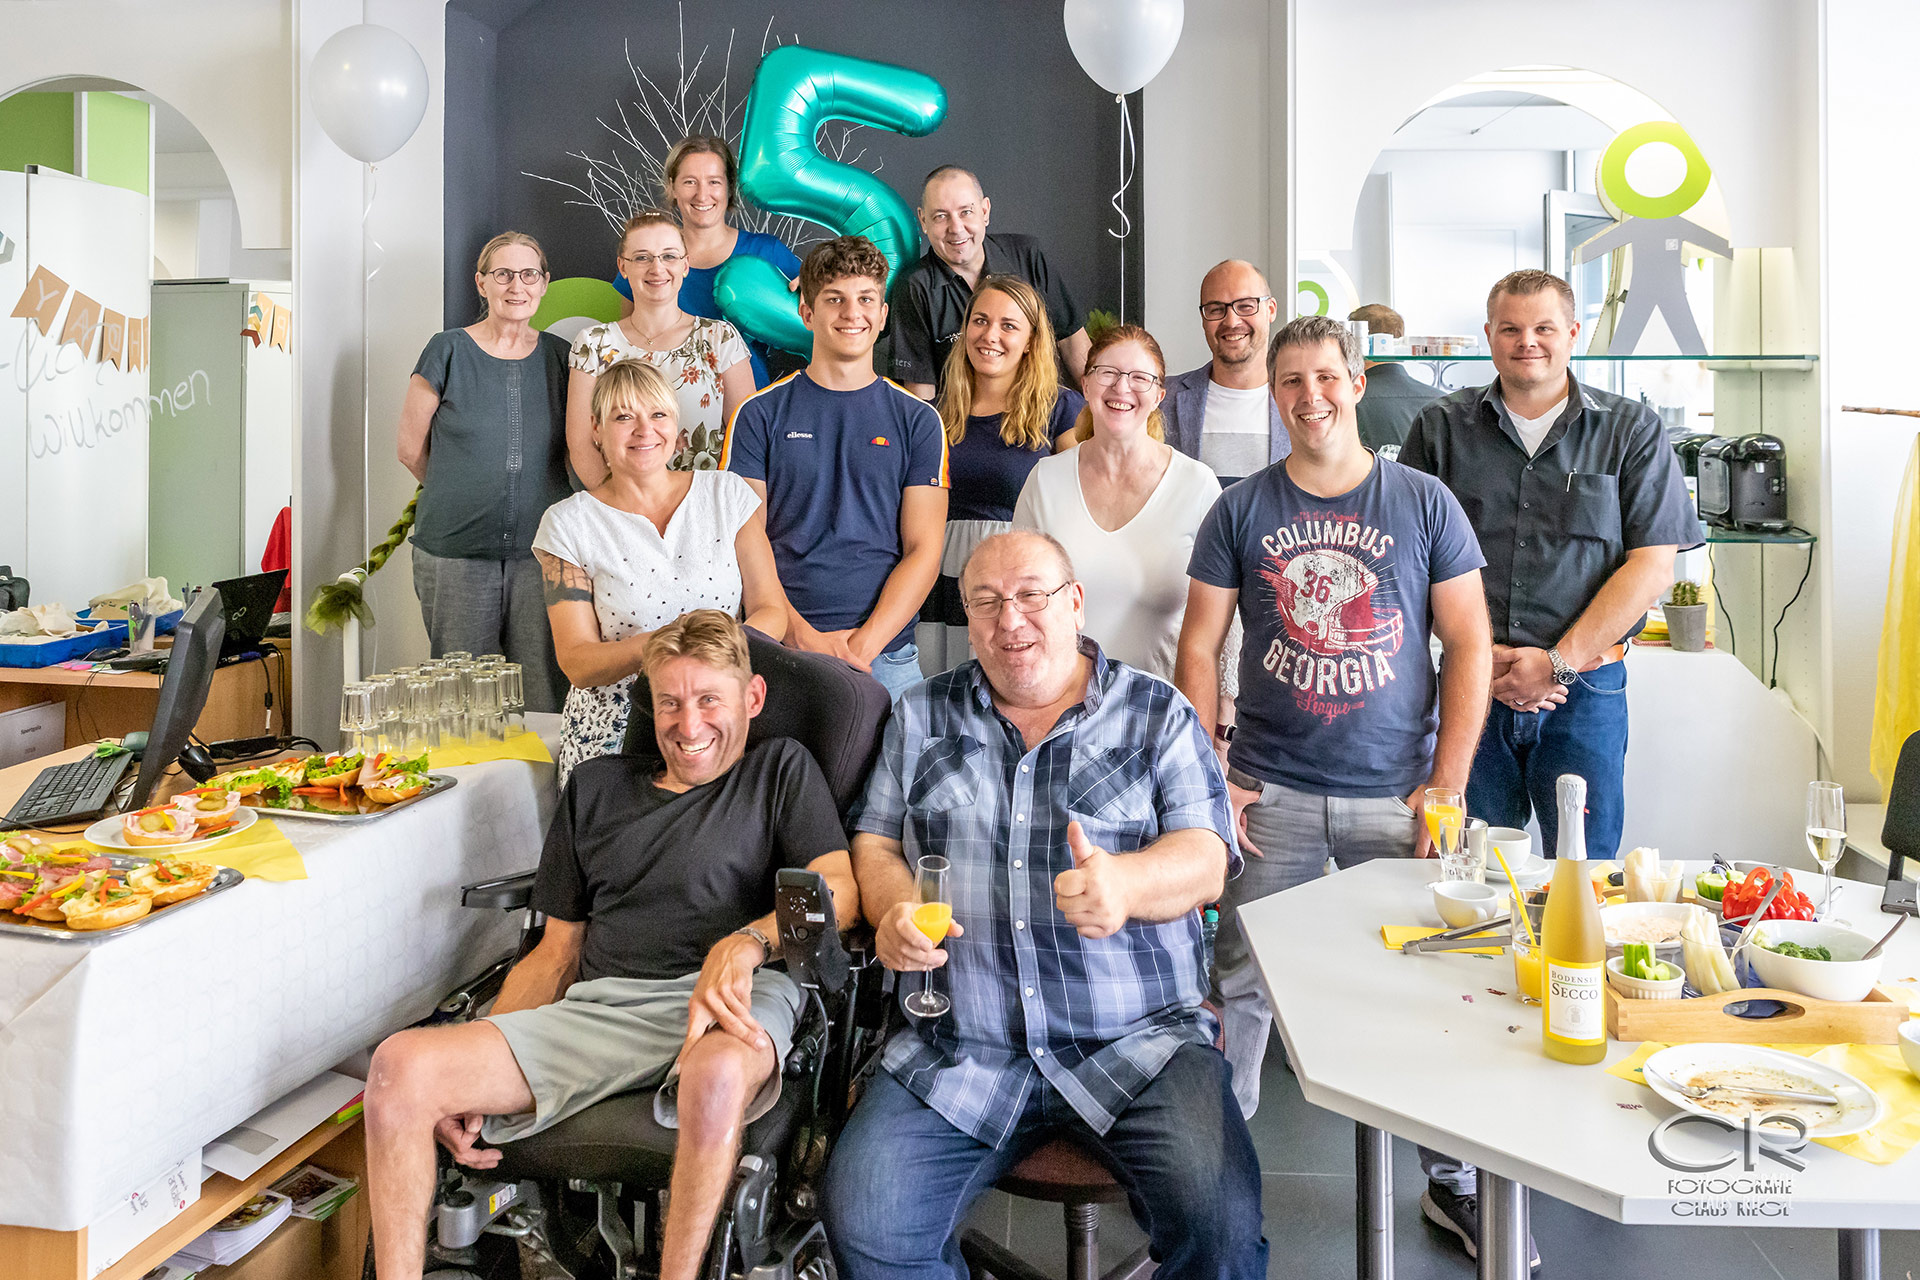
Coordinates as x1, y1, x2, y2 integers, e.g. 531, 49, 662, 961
397, 230, 571, 712
1011, 324, 1223, 680
568, 210, 753, 483
916, 276, 1085, 671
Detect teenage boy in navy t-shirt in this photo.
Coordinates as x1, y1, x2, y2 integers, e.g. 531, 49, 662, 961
723, 236, 949, 702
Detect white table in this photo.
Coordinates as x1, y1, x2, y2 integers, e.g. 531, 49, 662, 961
1240, 860, 1920, 1280
0, 719, 559, 1232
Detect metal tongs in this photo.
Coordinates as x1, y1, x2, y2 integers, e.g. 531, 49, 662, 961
1401, 915, 1513, 954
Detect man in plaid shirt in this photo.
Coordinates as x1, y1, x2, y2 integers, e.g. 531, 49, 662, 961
823, 530, 1267, 1279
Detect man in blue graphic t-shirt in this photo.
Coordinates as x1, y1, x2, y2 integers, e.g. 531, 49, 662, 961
1174, 315, 1492, 1119
723, 235, 949, 702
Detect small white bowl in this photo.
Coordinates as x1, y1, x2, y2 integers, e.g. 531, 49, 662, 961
1432, 880, 1503, 930
1898, 1020, 1920, 1082
1606, 954, 1686, 1000
1745, 920, 1884, 1003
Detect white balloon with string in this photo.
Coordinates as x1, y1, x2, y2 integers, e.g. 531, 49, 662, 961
1064, 0, 1184, 324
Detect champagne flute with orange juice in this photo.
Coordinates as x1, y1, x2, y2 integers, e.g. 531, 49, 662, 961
905, 855, 953, 1018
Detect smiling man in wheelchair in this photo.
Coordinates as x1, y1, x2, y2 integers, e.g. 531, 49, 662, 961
364, 609, 859, 1280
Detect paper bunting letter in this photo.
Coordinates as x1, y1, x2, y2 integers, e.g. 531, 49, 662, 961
126, 313, 146, 371
10, 265, 68, 336
102, 309, 127, 368
268, 301, 291, 351
58, 290, 103, 357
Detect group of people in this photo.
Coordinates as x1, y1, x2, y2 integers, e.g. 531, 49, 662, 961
372, 128, 1702, 1280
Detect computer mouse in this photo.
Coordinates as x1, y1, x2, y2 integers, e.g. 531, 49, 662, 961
179, 742, 219, 783
86, 646, 128, 662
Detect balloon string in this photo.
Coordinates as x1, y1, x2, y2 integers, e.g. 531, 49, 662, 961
361, 162, 382, 671
1108, 94, 1135, 324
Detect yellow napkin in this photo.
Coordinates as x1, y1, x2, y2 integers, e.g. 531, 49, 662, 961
1610, 1037, 1920, 1164
431, 730, 553, 768
68, 816, 307, 882
1381, 924, 1505, 956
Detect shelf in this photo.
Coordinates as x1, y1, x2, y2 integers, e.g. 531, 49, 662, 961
1372, 354, 1817, 366
1704, 528, 1816, 545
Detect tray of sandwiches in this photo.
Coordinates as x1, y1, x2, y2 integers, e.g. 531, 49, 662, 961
213, 749, 457, 821
0, 830, 241, 942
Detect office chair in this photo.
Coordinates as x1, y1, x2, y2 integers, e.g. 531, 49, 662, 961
1881, 730, 1920, 916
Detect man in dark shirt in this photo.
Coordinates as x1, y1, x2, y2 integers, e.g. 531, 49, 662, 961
363, 611, 857, 1280
886, 165, 1089, 398
1347, 303, 1442, 460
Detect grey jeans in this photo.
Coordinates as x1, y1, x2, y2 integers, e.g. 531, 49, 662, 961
1214, 778, 1417, 1119
411, 545, 566, 714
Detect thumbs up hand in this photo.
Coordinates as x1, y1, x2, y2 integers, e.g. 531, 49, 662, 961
1053, 821, 1128, 938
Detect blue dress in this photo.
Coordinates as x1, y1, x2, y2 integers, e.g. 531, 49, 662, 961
613, 228, 801, 387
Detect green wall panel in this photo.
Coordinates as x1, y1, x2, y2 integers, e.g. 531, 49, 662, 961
84, 92, 150, 196
0, 92, 75, 175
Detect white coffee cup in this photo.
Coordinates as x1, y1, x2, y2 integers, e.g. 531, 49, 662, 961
1432, 880, 1502, 929
1486, 827, 1532, 869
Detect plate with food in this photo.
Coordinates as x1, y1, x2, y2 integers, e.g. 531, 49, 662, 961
0, 850, 242, 940
84, 799, 256, 852
1641, 1043, 1885, 1139
235, 750, 454, 821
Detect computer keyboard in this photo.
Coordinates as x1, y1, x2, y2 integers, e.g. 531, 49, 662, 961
4, 751, 134, 827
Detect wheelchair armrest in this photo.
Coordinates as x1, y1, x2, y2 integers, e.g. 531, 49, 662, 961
461, 870, 538, 910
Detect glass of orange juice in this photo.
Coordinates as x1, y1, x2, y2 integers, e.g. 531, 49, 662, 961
1423, 787, 1466, 874
905, 854, 953, 1018
1510, 888, 1544, 1002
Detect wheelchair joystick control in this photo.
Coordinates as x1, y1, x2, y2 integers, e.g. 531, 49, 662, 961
776, 869, 849, 995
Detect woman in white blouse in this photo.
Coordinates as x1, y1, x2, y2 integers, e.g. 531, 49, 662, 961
566, 210, 754, 480
1012, 324, 1223, 681
535, 360, 788, 783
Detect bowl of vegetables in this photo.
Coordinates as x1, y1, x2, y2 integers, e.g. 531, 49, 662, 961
1745, 920, 1884, 1003
1607, 943, 1686, 1000
1715, 866, 1820, 925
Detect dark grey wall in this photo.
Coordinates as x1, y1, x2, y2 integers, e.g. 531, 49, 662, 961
443, 0, 1143, 333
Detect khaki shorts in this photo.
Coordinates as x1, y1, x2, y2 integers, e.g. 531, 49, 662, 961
480, 969, 801, 1145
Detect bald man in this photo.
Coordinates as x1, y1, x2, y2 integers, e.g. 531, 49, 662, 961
886, 165, 1090, 399
1161, 260, 1292, 486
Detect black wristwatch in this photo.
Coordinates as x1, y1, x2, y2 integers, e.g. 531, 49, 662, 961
1214, 723, 1237, 744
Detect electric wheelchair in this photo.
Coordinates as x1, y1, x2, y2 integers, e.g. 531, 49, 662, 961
413, 632, 894, 1280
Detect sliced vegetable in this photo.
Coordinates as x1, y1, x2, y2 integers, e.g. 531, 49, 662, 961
1695, 872, 1728, 902
1623, 942, 1655, 981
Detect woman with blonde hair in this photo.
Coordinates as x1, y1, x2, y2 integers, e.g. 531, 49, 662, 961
398, 230, 571, 710
569, 209, 753, 480
916, 276, 1083, 671
533, 360, 789, 783
1012, 324, 1223, 680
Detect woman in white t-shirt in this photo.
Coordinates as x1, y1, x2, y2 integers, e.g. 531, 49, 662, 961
566, 210, 753, 480
1013, 324, 1223, 681
535, 361, 788, 783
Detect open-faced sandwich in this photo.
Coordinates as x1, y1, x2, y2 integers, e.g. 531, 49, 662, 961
12, 868, 93, 920
122, 805, 199, 848
60, 870, 154, 931
128, 858, 220, 905
2, 829, 49, 864
356, 751, 431, 805
172, 786, 242, 831
211, 758, 305, 802
299, 751, 366, 794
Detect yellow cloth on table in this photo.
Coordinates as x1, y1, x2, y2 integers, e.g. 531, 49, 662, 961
431, 730, 553, 768
1609, 1037, 1920, 1165
1381, 925, 1505, 956
62, 816, 307, 882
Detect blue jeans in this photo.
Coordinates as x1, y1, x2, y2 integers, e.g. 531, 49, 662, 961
1469, 658, 1630, 860
823, 1047, 1268, 1280
870, 642, 924, 703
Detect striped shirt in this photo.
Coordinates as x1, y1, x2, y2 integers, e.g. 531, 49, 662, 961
854, 639, 1237, 1147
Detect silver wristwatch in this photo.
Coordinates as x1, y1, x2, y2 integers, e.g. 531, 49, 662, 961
1545, 647, 1578, 687
733, 925, 773, 963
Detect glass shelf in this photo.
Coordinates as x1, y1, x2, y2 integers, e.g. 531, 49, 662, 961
1372, 354, 1818, 364
1703, 528, 1816, 545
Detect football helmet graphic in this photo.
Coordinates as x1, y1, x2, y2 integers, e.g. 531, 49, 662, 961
1264, 548, 1404, 657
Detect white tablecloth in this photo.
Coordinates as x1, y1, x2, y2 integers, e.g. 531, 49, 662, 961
0, 718, 561, 1231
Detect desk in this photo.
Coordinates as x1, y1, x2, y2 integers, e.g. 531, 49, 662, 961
0, 638, 291, 750
0, 716, 561, 1257
1242, 860, 1920, 1280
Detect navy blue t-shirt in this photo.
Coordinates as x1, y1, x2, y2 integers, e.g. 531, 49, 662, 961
948, 389, 1084, 523
1187, 457, 1485, 798
724, 372, 949, 652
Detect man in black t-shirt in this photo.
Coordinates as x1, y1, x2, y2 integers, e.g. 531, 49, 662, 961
364, 611, 857, 1280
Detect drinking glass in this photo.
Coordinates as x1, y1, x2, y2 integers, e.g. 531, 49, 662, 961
474, 653, 505, 667
903, 855, 953, 1018
1424, 787, 1468, 877
470, 672, 504, 742
1806, 781, 1846, 919
441, 650, 473, 664
404, 676, 440, 753
338, 682, 376, 755
497, 663, 526, 732
434, 669, 467, 745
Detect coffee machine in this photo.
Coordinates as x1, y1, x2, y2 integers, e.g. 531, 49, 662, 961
1695, 434, 1789, 531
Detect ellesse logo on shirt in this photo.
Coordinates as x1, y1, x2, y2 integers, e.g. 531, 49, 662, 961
870, 436, 891, 447
785, 431, 813, 440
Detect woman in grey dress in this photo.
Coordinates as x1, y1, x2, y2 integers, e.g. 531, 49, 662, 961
396, 231, 571, 711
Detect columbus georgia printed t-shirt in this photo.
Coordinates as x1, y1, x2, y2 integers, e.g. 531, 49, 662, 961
724, 372, 949, 654
1187, 456, 1485, 798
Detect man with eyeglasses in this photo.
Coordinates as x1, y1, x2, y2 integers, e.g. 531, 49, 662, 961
824, 528, 1267, 1279
887, 165, 1090, 399
1160, 260, 1292, 487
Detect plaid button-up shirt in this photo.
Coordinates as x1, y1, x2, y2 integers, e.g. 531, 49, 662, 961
854, 639, 1238, 1148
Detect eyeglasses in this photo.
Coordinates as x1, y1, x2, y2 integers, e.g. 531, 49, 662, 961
1087, 366, 1162, 392
484, 267, 546, 286
621, 252, 686, 268
1198, 295, 1272, 322
962, 581, 1072, 619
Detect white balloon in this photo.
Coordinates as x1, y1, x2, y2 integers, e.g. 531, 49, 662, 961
309, 24, 429, 164
1063, 0, 1185, 96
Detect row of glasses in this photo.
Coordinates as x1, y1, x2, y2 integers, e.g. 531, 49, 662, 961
338, 655, 529, 757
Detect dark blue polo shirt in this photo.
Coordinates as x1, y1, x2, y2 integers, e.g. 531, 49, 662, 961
1399, 373, 1702, 650
885, 232, 1085, 391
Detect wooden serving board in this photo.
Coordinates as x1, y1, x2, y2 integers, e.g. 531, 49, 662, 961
1606, 984, 1907, 1045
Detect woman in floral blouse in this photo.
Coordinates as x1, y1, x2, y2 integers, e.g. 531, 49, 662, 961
565, 210, 753, 481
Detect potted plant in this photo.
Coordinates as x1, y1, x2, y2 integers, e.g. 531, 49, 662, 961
1665, 580, 1709, 652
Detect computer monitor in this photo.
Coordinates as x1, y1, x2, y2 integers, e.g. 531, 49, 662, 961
127, 587, 224, 810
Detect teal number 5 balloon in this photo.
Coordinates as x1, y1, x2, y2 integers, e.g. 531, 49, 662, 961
716, 46, 947, 356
